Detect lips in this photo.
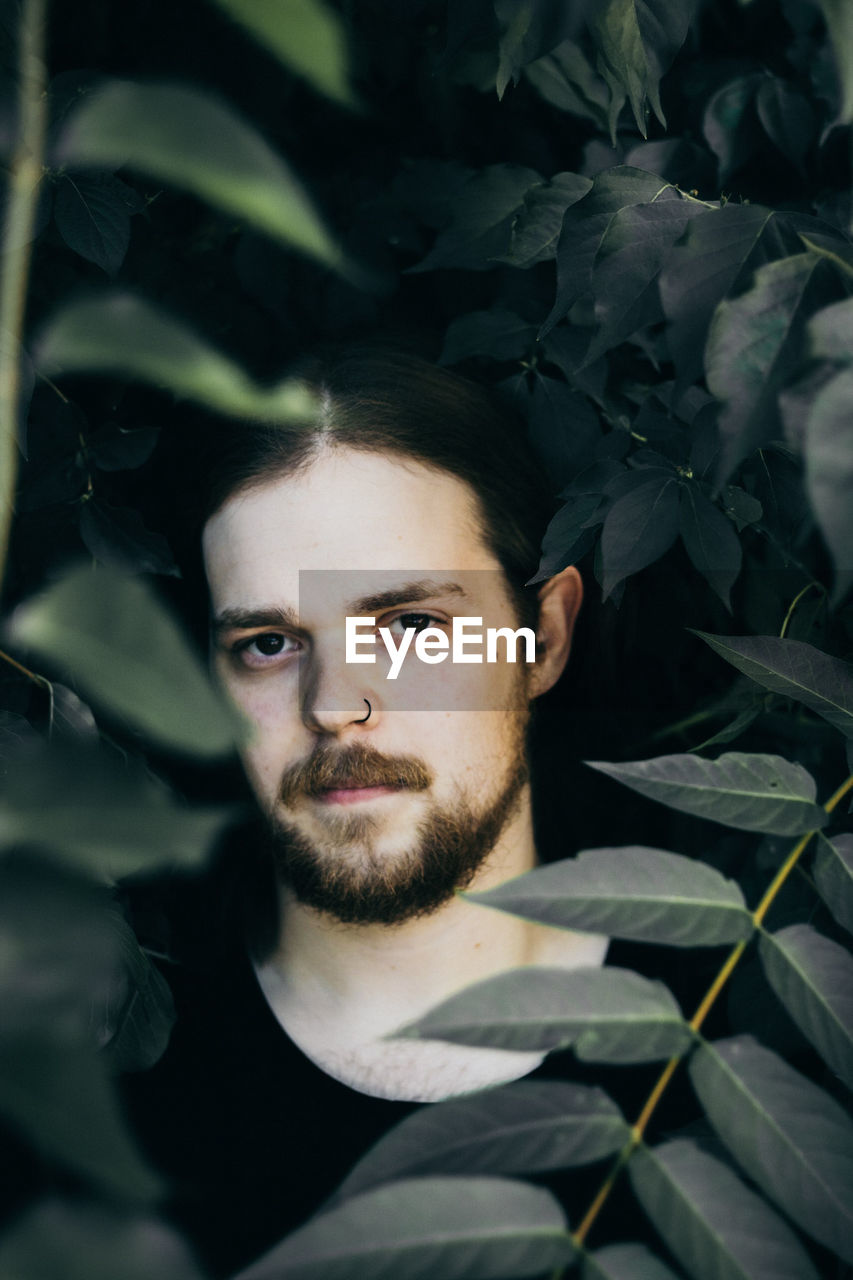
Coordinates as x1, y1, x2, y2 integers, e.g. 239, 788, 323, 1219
316, 782, 402, 805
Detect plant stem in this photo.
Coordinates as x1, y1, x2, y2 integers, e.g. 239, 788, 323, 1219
571, 770, 853, 1250
0, 644, 49, 689
0, 0, 49, 592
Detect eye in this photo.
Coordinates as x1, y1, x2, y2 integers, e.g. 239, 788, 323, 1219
232, 632, 302, 669
385, 612, 445, 635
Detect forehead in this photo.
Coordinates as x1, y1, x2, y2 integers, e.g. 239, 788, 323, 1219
202, 446, 502, 608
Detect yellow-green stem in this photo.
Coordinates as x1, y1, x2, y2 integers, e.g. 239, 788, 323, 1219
570, 770, 853, 1251
0, 0, 49, 591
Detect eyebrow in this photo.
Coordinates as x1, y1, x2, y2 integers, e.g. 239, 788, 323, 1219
211, 579, 468, 636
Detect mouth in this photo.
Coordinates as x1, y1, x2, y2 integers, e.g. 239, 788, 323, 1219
315, 782, 404, 806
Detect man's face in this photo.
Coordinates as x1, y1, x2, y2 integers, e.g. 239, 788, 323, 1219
202, 446, 534, 926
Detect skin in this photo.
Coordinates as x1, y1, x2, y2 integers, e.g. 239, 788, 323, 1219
202, 445, 607, 1100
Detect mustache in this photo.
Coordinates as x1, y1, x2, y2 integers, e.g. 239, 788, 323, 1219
279, 743, 433, 805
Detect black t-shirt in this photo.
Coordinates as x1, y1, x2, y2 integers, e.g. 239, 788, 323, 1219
122, 938, 697, 1277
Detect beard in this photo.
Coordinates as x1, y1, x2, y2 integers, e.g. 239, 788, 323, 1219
263, 717, 530, 927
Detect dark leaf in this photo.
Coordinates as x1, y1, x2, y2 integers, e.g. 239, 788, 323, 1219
813, 833, 853, 935
805, 366, 853, 603
86, 424, 159, 471
530, 495, 601, 584
702, 74, 763, 180
527, 374, 601, 483
815, 0, 853, 122
599, 474, 680, 599
759, 923, 853, 1089
587, 752, 828, 834
808, 295, 853, 362
659, 204, 793, 393
332, 1080, 629, 1204
50, 681, 98, 741
0, 1198, 206, 1280
439, 309, 537, 364
689, 1035, 853, 1261
8, 563, 242, 759
79, 500, 179, 576
235, 1177, 573, 1280
397, 967, 692, 1062
209, 0, 354, 107
693, 633, 853, 738
630, 1139, 821, 1280
705, 253, 843, 481
409, 164, 541, 272
524, 41, 610, 130
496, 171, 592, 267
541, 166, 675, 336
53, 172, 135, 276
55, 80, 345, 268
466, 846, 753, 945
756, 79, 816, 173
585, 197, 699, 363
34, 292, 320, 422
678, 486, 742, 608
100, 909, 176, 1073
586, 0, 695, 136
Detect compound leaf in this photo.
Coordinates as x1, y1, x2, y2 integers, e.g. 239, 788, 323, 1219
208, 0, 354, 107
630, 1139, 820, 1280
466, 846, 753, 945
693, 633, 853, 738
54, 80, 344, 268
759, 924, 853, 1090
587, 752, 828, 835
813, 833, 853, 935
396, 967, 692, 1063
8, 563, 242, 759
332, 1080, 629, 1205
689, 1035, 853, 1261
235, 1177, 573, 1280
34, 292, 318, 421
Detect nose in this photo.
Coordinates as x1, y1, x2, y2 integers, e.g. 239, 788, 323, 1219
300, 639, 380, 736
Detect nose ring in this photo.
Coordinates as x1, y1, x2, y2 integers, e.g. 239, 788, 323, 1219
354, 699, 371, 724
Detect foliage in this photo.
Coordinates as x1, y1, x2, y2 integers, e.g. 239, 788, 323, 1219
0, 0, 851, 1277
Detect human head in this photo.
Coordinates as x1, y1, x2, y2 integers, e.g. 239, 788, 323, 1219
195, 349, 583, 926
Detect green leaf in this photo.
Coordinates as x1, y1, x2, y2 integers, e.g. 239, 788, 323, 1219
586, 0, 694, 136
585, 197, 698, 363
0, 1038, 161, 1202
466, 846, 753, 946
100, 911, 175, 1073
541, 166, 674, 336
815, 0, 853, 123
524, 41, 611, 131
756, 79, 815, 174
397, 967, 692, 1062
587, 752, 828, 835
235, 1177, 573, 1280
8, 563, 243, 759
409, 164, 541, 272
813, 833, 853, 935
54, 80, 344, 268
759, 924, 853, 1090
805, 366, 853, 604
659, 205, 793, 393
0, 745, 229, 880
705, 253, 843, 482
808, 295, 853, 362
0, 1199, 207, 1280
600, 474, 681, 599
496, 171, 592, 267
209, 0, 354, 107
702, 74, 763, 181
693, 633, 853, 738
689, 1035, 853, 1262
439, 309, 537, 364
582, 1243, 680, 1280
53, 173, 135, 276
678, 487, 742, 609
629, 1139, 821, 1280
34, 292, 319, 421
332, 1080, 630, 1205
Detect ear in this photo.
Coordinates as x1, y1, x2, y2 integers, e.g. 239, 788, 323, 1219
527, 565, 583, 699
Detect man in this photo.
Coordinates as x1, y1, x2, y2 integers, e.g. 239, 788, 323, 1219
129, 348, 607, 1272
